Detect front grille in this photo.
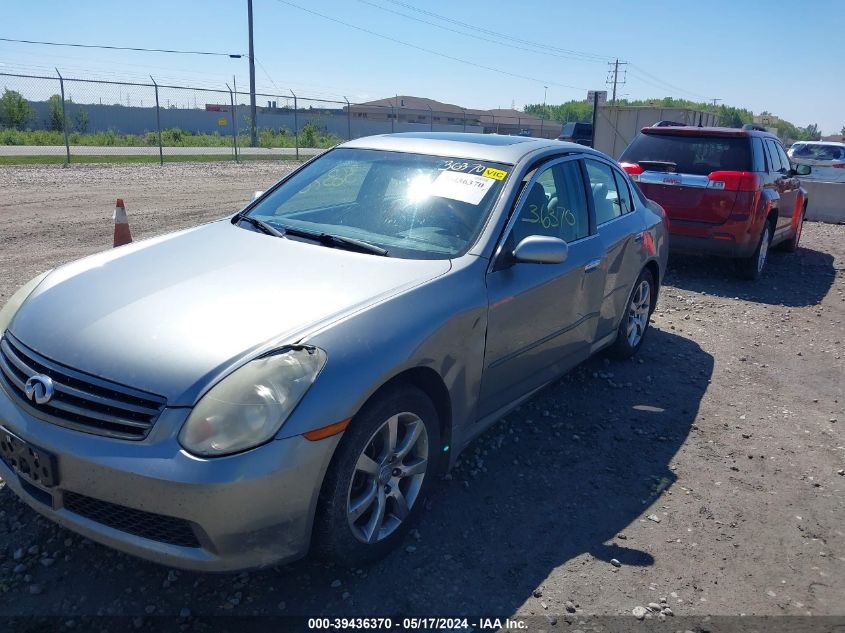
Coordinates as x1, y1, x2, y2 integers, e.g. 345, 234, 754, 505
0, 333, 166, 440
63, 491, 200, 548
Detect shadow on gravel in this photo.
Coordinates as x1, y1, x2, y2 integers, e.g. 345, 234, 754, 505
0, 330, 712, 620
665, 245, 836, 307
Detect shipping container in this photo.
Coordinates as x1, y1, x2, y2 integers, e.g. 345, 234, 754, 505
593, 106, 721, 159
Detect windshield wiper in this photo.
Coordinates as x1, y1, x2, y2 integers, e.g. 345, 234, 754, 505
282, 226, 389, 256
238, 215, 285, 238
236, 217, 387, 255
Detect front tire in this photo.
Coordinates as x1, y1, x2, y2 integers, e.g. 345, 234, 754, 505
736, 221, 772, 280
313, 384, 439, 566
607, 268, 655, 359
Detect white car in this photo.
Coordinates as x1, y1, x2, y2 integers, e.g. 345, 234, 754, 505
787, 141, 845, 183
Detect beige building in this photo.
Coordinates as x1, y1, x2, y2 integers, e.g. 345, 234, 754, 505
346, 96, 560, 138
753, 113, 781, 126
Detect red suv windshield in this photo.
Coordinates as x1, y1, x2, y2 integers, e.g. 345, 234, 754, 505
620, 133, 751, 175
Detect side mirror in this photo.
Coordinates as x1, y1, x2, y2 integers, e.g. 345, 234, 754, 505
252, 190, 265, 201
794, 164, 811, 176
512, 235, 569, 265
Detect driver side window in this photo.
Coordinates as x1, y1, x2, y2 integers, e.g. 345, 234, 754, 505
510, 161, 589, 247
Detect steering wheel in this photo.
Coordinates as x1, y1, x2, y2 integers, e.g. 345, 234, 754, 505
388, 197, 474, 239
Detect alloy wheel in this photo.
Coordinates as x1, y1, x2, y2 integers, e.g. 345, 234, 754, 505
626, 279, 651, 347
347, 412, 429, 544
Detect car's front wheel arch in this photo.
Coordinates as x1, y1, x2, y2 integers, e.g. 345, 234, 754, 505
365, 367, 452, 470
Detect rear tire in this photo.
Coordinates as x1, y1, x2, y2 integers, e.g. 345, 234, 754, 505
606, 268, 655, 360
313, 384, 439, 567
735, 221, 772, 280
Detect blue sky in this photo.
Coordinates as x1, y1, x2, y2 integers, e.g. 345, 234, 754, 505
1, 0, 841, 133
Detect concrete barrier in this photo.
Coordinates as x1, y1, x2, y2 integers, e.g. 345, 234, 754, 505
803, 180, 845, 224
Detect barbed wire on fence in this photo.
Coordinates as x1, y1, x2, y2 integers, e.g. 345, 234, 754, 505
0, 70, 564, 164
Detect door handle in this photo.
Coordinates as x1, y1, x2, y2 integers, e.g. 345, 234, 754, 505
584, 259, 602, 273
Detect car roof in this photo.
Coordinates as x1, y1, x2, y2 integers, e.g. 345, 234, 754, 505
340, 132, 601, 164
641, 125, 777, 140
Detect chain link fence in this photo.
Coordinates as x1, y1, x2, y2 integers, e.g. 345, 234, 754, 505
0, 71, 564, 165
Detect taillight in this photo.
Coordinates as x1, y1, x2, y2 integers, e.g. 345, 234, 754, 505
833, 163, 845, 169
620, 162, 644, 180
707, 171, 760, 192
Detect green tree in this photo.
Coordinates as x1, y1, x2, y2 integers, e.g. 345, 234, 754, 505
300, 121, 318, 147
841, 125, 845, 136
47, 94, 65, 131
74, 108, 89, 133
0, 89, 34, 129
803, 123, 821, 141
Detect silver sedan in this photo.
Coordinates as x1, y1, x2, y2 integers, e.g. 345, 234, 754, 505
0, 133, 668, 570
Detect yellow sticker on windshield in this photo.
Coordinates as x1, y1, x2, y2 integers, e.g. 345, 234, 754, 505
482, 167, 508, 180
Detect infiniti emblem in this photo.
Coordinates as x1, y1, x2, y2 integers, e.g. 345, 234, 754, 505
24, 374, 54, 405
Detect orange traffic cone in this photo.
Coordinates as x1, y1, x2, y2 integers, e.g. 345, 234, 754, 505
113, 198, 132, 247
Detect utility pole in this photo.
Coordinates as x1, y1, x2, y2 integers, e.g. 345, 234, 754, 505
247, 0, 258, 147
606, 58, 628, 106
541, 85, 548, 137
711, 98, 722, 106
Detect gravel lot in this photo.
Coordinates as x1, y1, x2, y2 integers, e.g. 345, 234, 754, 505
0, 163, 843, 623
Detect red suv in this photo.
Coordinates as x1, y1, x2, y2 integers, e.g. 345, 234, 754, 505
619, 125, 811, 279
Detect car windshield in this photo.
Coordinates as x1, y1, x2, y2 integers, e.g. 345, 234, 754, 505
621, 133, 751, 175
244, 148, 511, 259
792, 144, 844, 161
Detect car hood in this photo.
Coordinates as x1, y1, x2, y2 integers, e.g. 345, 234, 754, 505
9, 220, 451, 405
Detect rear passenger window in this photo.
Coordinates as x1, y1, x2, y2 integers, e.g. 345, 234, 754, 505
511, 161, 589, 245
751, 137, 767, 172
766, 140, 784, 172
612, 170, 634, 215
775, 143, 792, 171
585, 159, 624, 225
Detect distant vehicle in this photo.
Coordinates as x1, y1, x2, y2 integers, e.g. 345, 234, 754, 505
0, 132, 667, 571
652, 120, 686, 128
557, 122, 593, 146
788, 141, 845, 183
619, 126, 810, 280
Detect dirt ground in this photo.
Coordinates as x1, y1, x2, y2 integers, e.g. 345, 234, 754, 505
0, 163, 843, 625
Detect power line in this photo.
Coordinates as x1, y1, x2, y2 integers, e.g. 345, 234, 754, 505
356, 0, 609, 64
357, 1, 715, 104
627, 63, 709, 101
382, 0, 611, 63
272, 0, 590, 91
0, 36, 243, 58
253, 57, 282, 93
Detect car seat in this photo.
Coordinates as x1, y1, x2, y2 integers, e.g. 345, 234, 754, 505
591, 182, 617, 225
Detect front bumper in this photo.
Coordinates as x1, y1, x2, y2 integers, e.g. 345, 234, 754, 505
0, 384, 340, 572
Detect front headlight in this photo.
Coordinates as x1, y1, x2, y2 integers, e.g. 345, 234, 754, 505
0, 270, 52, 334
179, 347, 327, 457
